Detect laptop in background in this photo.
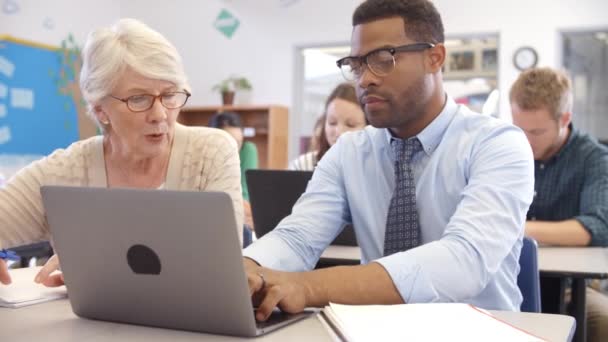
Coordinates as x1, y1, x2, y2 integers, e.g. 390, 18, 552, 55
41, 186, 312, 337
246, 169, 358, 246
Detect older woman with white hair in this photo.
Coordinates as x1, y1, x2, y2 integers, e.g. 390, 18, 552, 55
0, 18, 243, 286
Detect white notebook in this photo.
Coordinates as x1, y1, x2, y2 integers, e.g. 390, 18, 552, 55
0, 266, 67, 308
320, 302, 543, 342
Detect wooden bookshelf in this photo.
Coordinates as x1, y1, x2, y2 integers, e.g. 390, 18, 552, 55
178, 105, 289, 169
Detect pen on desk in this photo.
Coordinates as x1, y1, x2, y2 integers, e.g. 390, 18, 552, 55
0, 249, 20, 261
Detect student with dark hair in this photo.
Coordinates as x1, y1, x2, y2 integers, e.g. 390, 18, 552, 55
290, 83, 367, 170
243, 0, 534, 321
209, 112, 258, 244
209, 112, 258, 202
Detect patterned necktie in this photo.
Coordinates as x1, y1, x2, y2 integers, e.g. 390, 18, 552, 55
384, 137, 422, 256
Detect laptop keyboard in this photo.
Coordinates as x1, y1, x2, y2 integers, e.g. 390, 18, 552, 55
254, 310, 303, 329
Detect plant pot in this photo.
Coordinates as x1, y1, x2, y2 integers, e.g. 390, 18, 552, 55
221, 91, 235, 106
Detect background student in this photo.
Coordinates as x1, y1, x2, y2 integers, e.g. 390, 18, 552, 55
290, 83, 367, 171
511, 67, 608, 341
209, 111, 258, 245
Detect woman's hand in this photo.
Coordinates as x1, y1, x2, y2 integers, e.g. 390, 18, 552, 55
35, 254, 64, 287
0, 259, 11, 285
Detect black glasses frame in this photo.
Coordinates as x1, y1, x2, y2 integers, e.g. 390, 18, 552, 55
336, 42, 435, 79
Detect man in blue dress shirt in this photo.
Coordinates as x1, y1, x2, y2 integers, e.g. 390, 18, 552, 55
244, 0, 534, 321
510, 67, 608, 342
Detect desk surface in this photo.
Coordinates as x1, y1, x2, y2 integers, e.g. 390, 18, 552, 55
1, 300, 575, 341
538, 247, 608, 279
320, 245, 361, 261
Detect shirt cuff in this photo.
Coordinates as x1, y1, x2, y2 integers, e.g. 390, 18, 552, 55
575, 215, 608, 246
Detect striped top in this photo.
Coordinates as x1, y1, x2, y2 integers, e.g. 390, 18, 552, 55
289, 151, 318, 171
0, 124, 244, 249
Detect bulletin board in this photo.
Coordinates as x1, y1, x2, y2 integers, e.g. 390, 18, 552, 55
0, 35, 95, 157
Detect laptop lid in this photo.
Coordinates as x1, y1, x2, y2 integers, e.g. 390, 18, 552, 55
41, 186, 310, 337
246, 169, 357, 246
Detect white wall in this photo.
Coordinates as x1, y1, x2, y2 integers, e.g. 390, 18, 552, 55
3, 0, 607, 158
0, 0, 120, 45
118, 0, 360, 107
433, 0, 608, 121
122, 0, 608, 157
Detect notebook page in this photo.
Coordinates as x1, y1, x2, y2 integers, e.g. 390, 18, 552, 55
0, 266, 67, 308
325, 303, 543, 342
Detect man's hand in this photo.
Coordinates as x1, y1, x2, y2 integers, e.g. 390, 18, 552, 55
254, 270, 309, 321
243, 258, 402, 321
243, 258, 310, 321
35, 254, 64, 287
244, 257, 262, 292
0, 259, 11, 285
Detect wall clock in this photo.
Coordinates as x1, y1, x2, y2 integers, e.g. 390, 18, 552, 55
513, 46, 538, 71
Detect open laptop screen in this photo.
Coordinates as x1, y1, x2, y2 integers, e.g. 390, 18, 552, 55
246, 169, 357, 246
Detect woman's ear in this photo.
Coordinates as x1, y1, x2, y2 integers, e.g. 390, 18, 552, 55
94, 105, 110, 125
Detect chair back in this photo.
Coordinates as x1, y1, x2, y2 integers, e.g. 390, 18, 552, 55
517, 237, 541, 312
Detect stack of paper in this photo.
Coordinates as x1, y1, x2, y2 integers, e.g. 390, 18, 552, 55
320, 303, 543, 342
0, 266, 67, 308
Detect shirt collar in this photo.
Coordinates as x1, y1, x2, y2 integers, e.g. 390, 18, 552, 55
384, 94, 458, 156
539, 123, 578, 165
554, 123, 578, 159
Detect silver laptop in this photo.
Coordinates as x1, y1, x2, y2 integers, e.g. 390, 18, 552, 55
41, 186, 312, 337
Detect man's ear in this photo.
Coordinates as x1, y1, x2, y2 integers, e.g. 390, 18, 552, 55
560, 111, 572, 129
426, 43, 446, 73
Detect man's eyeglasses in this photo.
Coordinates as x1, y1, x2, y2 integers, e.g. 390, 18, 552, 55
109, 90, 191, 113
336, 43, 435, 81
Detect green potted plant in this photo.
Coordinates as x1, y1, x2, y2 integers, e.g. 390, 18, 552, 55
212, 76, 252, 105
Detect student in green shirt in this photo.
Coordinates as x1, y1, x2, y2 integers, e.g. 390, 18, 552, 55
209, 112, 258, 246
238, 139, 258, 201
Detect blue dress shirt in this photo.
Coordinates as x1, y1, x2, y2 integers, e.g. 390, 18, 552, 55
243, 97, 534, 311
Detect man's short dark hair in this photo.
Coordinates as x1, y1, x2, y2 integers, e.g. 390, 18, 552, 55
353, 0, 445, 44
208, 111, 243, 129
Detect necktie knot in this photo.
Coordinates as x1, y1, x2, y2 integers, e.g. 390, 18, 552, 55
392, 137, 422, 164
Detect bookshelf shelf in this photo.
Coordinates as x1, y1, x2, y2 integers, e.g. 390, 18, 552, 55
178, 105, 289, 169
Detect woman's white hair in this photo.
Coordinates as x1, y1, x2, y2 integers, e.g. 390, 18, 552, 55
80, 18, 190, 128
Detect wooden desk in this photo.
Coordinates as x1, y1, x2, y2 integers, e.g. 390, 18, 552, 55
538, 247, 608, 342
0, 300, 575, 341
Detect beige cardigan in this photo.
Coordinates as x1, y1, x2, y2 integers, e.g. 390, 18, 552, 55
0, 124, 244, 249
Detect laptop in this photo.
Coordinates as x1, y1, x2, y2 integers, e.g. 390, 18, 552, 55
246, 169, 358, 246
40, 186, 313, 337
